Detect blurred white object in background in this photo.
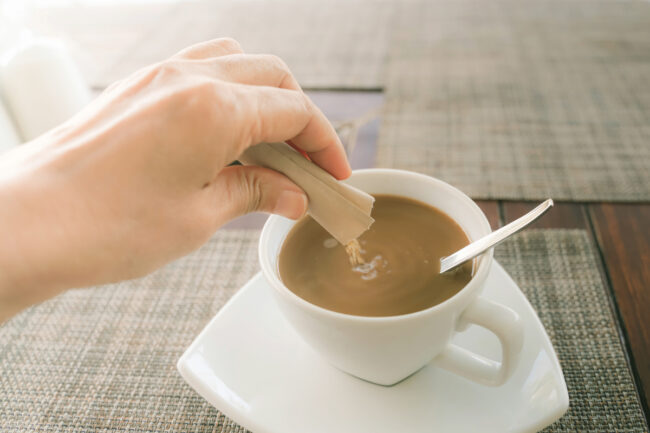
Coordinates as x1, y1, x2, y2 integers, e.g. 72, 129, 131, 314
0, 0, 28, 152
0, 97, 21, 154
1, 39, 92, 141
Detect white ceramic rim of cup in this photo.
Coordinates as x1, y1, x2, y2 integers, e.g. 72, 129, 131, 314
259, 168, 494, 323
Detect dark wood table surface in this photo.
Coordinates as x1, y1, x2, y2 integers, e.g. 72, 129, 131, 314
226, 91, 650, 425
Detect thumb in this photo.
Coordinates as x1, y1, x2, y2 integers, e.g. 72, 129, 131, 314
210, 165, 308, 223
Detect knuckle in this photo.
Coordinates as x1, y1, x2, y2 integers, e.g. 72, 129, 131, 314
161, 59, 183, 75
131, 62, 166, 86
262, 54, 289, 72
290, 90, 312, 121
223, 85, 261, 147
152, 59, 186, 82
184, 81, 253, 151
239, 169, 264, 214
192, 79, 219, 109
119, 61, 185, 92
162, 79, 221, 145
214, 52, 245, 74
299, 91, 313, 113
214, 37, 243, 54
248, 94, 265, 145
103, 77, 124, 93
176, 79, 215, 114
261, 54, 292, 86
213, 82, 242, 123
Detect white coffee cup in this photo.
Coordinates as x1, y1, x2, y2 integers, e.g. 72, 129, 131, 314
259, 169, 523, 386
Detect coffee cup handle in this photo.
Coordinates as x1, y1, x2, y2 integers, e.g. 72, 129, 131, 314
433, 297, 524, 386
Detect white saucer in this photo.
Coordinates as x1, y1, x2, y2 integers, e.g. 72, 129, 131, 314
178, 261, 569, 433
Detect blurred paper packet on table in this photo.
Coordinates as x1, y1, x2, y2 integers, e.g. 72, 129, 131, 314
1, 0, 92, 152
0, 96, 20, 154
0, 7, 24, 154
1, 39, 92, 143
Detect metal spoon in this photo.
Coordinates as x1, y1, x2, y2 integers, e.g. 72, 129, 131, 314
439, 199, 554, 273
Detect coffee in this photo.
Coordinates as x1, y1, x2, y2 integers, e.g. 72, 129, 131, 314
278, 194, 473, 317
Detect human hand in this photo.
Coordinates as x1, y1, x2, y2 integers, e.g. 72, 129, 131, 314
0, 38, 349, 319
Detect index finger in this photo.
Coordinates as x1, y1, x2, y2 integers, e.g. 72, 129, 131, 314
288, 96, 351, 180
236, 85, 349, 180
214, 52, 351, 180
229, 55, 351, 180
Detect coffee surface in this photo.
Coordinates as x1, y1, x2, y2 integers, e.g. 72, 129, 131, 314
279, 194, 473, 317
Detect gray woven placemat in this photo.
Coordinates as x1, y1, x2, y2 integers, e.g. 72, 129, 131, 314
378, 0, 650, 201
0, 229, 259, 433
93, 0, 393, 89
496, 230, 647, 432
1, 229, 647, 431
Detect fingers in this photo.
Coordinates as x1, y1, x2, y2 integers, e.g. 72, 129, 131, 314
285, 103, 351, 180
173, 37, 243, 60
169, 41, 351, 180
237, 85, 314, 147
206, 54, 350, 179
243, 86, 350, 179
209, 165, 308, 222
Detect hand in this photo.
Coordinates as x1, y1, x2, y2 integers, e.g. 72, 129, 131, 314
0, 38, 350, 321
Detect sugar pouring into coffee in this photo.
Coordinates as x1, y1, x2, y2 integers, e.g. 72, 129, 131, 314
279, 194, 474, 317
345, 239, 390, 281
344, 239, 365, 265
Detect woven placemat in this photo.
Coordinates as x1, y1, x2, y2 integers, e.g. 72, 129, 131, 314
92, 0, 392, 89
378, 0, 650, 201
0, 229, 259, 433
1, 229, 647, 431
496, 229, 647, 432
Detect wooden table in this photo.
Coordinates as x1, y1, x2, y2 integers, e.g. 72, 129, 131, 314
227, 91, 650, 425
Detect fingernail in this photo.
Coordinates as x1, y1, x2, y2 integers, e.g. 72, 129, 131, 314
273, 190, 308, 219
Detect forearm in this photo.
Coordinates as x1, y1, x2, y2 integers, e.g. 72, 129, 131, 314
0, 145, 73, 322
0, 180, 48, 322
0, 187, 41, 322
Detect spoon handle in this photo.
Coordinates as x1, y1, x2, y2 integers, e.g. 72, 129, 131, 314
440, 199, 554, 273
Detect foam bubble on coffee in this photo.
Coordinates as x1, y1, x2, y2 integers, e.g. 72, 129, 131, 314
352, 253, 387, 281
345, 239, 388, 281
